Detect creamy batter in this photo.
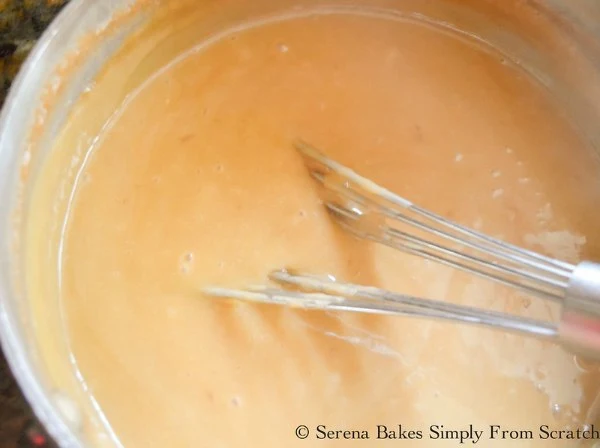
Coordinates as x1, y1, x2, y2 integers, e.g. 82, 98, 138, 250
26, 5, 600, 448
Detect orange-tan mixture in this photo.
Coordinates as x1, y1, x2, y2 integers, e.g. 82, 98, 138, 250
27, 6, 600, 448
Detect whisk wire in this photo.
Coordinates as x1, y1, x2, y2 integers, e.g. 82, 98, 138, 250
269, 270, 559, 338
296, 139, 574, 302
203, 270, 559, 339
200, 140, 600, 350
329, 201, 567, 300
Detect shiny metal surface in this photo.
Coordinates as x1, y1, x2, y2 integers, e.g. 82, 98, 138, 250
560, 262, 600, 358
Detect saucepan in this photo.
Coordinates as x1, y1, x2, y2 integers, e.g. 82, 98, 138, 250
2, 0, 600, 446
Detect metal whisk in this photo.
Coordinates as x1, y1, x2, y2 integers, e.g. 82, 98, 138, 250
203, 140, 600, 359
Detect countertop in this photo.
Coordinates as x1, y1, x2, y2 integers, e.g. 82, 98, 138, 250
1, 2, 69, 447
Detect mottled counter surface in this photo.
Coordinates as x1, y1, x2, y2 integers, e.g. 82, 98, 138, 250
0, 0, 68, 106
1, 2, 69, 447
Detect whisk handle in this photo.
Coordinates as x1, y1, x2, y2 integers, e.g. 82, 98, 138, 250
560, 262, 600, 359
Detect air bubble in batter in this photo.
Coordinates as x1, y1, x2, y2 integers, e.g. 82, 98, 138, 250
180, 252, 195, 274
